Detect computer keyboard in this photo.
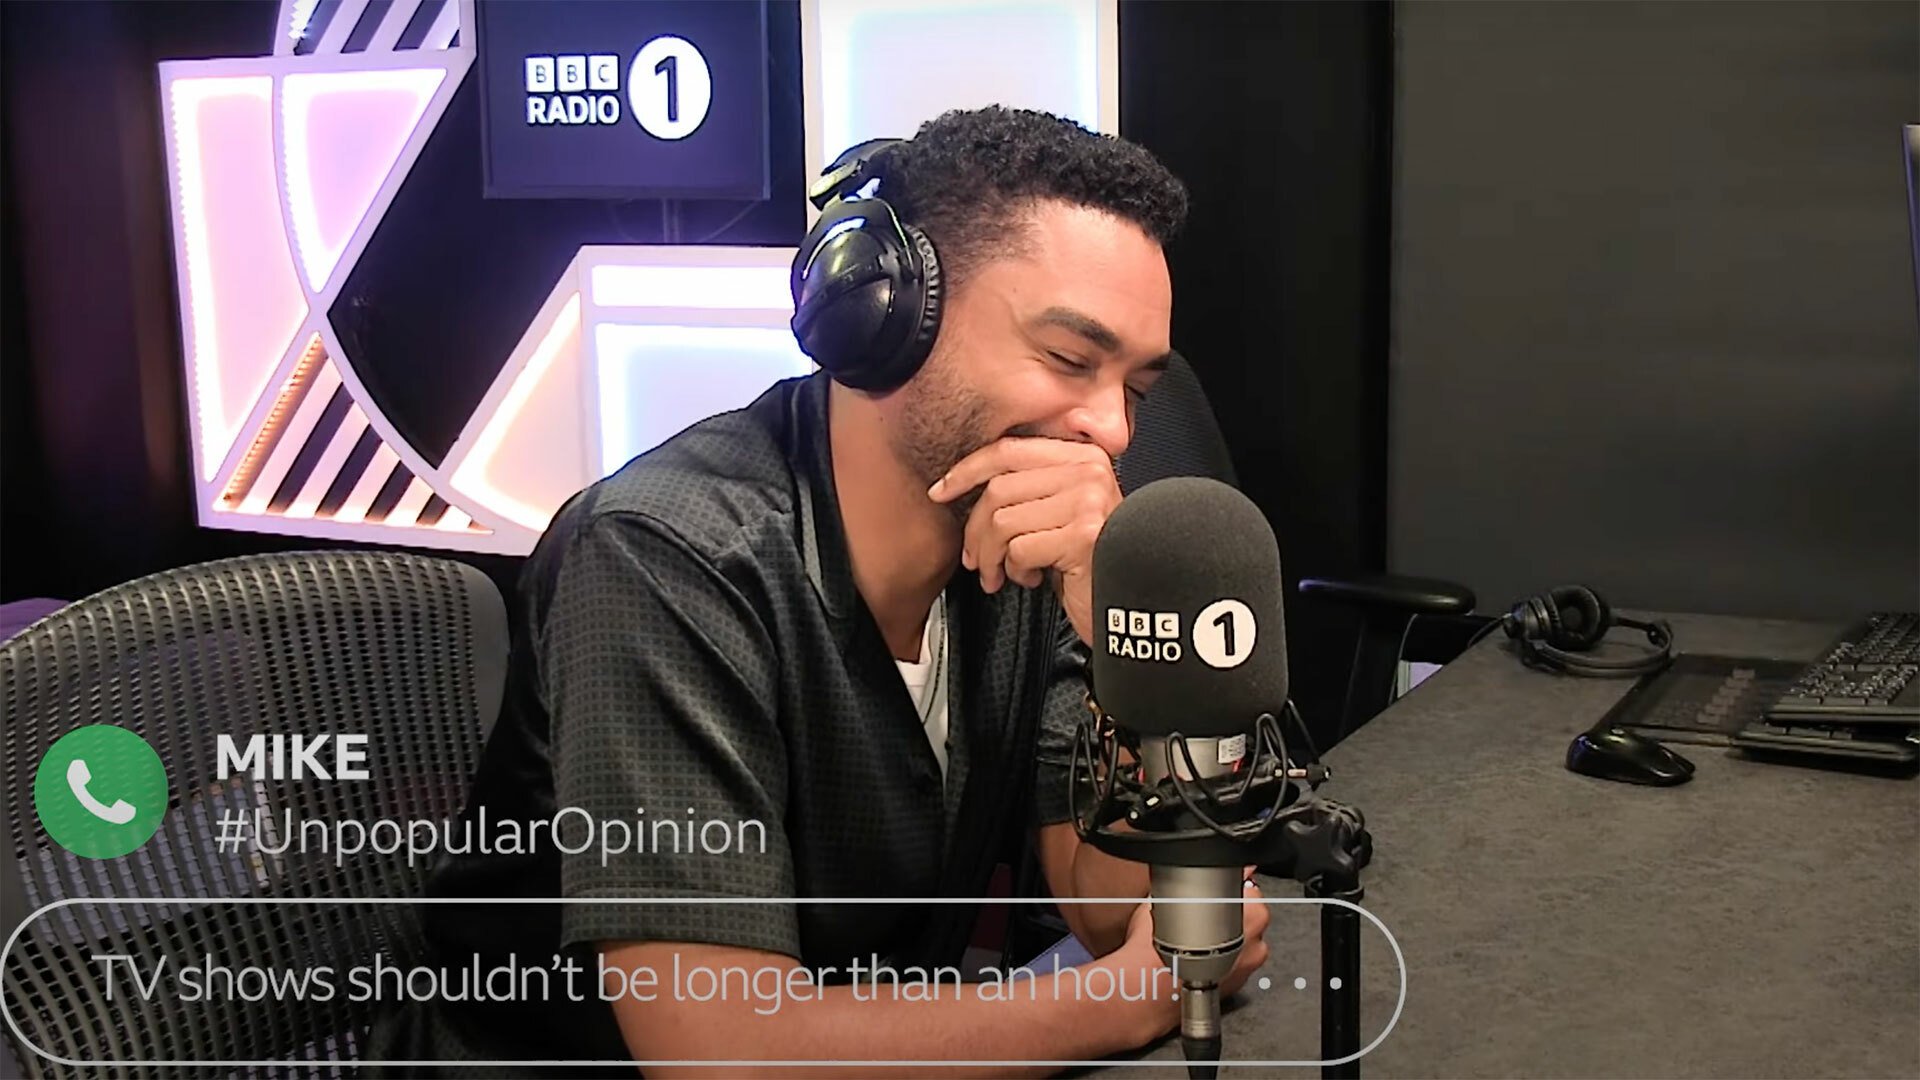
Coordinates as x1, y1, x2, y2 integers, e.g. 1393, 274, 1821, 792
1762, 612, 1920, 728
1598, 615, 1920, 770
1728, 720, 1920, 766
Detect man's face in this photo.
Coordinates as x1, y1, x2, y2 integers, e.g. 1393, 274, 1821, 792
887, 200, 1176, 521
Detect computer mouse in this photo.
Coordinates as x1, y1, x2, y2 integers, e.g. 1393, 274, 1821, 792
1565, 726, 1695, 786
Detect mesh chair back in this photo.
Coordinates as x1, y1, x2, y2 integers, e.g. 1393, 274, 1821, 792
1, 552, 507, 1077
1115, 350, 1239, 494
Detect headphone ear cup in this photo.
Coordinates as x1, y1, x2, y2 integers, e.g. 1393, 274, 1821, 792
1507, 595, 1550, 641
887, 222, 943, 386
1540, 594, 1566, 646
787, 204, 941, 393
1548, 585, 1608, 651
1587, 587, 1615, 639
1503, 597, 1534, 640
791, 209, 892, 385
838, 221, 940, 392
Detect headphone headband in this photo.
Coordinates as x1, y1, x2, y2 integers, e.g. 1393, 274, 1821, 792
808, 137, 904, 209
1613, 614, 1672, 647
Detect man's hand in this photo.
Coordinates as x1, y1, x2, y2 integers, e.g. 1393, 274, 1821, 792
927, 437, 1122, 645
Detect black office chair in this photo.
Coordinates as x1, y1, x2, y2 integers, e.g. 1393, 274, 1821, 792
0, 551, 507, 1076
1120, 353, 1475, 743
1298, 573, 1478, 744
1114, 349, 1242, 494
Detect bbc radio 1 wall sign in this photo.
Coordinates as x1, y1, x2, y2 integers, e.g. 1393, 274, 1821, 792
475, 0, 770, 199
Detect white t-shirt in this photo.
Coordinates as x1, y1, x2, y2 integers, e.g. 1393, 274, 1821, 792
895, 594, 950, 781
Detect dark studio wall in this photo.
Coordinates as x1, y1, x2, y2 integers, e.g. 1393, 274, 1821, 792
1390, 0, 1920, 620
1, 2, 274, 604
1121, 1, 1392, 746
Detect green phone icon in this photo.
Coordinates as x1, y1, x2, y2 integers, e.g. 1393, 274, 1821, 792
34, 725, 168, 859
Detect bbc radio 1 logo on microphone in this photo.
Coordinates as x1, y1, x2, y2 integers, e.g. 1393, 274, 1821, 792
1106, 600, 1258, 669
1107, 608, 1183, 663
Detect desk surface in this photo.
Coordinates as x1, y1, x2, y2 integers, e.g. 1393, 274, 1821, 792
1111, 612, 1920, 1078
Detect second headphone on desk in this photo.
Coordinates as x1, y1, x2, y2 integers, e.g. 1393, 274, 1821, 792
1500, 584, 1674, 678
788, 137, 944, 392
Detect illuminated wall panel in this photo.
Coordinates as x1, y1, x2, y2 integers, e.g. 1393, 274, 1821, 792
448, 291, 588, 535
282, 68, 445, 292
161, 6, 504, 551
157, 0, 1105, 555
803, 0, 1118, 202
595, 325, 814, 474
443, 247, 808, 537
578, 247, 806, 480
167, 76, 309, 483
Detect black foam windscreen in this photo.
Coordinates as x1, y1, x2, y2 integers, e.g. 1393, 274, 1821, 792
1089, 477, 1289, 738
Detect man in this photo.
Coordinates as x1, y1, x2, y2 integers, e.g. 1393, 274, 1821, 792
372, 106, 1271, 1074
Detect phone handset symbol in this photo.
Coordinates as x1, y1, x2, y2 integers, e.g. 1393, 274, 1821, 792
67, 759, 137, 825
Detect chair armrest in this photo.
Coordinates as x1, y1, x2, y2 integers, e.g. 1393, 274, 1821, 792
1298, 573, 1476, 617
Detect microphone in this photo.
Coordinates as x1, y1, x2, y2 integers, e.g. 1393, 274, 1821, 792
1072, 478, 1360, 1077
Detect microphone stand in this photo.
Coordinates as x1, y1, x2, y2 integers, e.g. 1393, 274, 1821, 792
1266, 798, 1371, 1080
1184, 813, 1370, 1080
1305, 870, 1363, 1079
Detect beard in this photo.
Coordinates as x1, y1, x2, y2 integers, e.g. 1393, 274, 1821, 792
890, 348, 1042, 526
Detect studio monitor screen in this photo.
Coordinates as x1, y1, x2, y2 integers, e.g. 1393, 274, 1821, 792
475, 0, 770, 200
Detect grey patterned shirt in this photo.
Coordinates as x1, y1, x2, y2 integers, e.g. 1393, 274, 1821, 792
369, 371, 1089, 1070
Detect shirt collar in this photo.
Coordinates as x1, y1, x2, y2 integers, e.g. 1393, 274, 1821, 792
788, 370, 862, 624
787, 369, 987, 638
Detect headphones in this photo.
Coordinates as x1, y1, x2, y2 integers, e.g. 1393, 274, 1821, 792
1499, 584, 1674, 678
788, 138, 944, 392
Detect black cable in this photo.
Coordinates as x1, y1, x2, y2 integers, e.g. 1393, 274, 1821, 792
1335, 622, 1368, 743
691, 201, 763, 244
1166, 725, 1291, 842
1068, 716, 1093, 838
1068, 701, 1125, 839
1464, 614, 1506, 650
1335, 610, 1429, 747
602, 200, 651, 243
1281, 699, 1318, 767
1069, 715, 1105, 837
1221, 713, 1271, 805
1270, 707, 1291, 790
1168, 737, 1241, 838
1392, 612, 1420, 689
1335, 610, 1428, 743
1522, 638, 1671, 678
1075, 702, 1308, 848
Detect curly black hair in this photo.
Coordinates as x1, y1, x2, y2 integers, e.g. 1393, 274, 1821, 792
876, 106, 1188, 289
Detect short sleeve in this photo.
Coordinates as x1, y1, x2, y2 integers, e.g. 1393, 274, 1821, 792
1031, 601, 1092, 827
542, 512, 799, 959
